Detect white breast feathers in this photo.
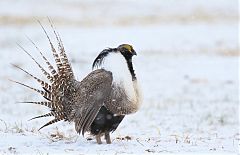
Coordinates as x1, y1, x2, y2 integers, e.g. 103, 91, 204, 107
93, 52, 137, 103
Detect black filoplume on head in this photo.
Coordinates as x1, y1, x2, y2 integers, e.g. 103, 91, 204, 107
92, 49, 111, 69
92, 44, 137, 81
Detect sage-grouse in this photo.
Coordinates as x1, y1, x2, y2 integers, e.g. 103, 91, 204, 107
13, 25, 141, 144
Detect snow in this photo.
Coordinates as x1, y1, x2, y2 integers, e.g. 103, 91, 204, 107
0, 0, 239, 154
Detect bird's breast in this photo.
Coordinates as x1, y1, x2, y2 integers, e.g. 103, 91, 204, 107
94, 52, 137, 103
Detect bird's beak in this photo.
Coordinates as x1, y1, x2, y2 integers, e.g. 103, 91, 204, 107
132, 50, 137, 56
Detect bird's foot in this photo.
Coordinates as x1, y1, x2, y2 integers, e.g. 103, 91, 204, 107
105, 132, 111, 144
96, 134, 102, 144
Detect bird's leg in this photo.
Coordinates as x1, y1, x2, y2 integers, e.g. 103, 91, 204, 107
105, 131, 111, 144
96, 134, 102, 144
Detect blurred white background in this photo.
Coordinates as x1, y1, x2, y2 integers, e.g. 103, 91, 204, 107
0, 0, 238, 154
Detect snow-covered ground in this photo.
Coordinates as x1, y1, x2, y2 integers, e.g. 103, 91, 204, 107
0, 0, 239, 154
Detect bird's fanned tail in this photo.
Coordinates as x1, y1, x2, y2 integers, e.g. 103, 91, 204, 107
13, 23, 75, 130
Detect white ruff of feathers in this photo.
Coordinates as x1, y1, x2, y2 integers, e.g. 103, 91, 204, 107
94, 52, 137, 103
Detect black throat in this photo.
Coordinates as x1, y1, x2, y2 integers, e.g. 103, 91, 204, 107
125, 57, 136, 81
120, 50, 137, 81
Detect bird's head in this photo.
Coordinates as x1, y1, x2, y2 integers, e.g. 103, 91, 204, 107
117, 44, 137, 58
92, 44, 137, 70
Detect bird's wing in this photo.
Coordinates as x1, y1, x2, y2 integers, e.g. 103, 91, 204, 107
71, 69, 113, 135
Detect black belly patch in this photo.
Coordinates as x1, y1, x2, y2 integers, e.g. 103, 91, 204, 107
90, 106, 125, 135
